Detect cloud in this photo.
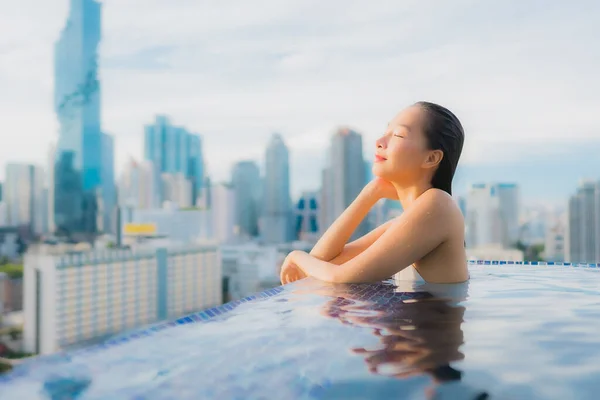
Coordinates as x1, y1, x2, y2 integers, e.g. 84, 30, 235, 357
0, 0, 599, 201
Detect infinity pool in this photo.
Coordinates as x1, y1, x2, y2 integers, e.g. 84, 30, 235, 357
1, 264, 600, 399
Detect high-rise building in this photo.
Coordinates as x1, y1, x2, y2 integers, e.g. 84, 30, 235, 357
53, 0, 114, 235
231, 161, 261, 238
47, 144, 56, 233
566, 180, 599, 263
23, 244, 221, 355
118, 159, 161, 209
211, 183, 236, 243
545, 222, 566, 262
321, 127, 367, 239
294, 191, 319, 242
161, 173, 193, 208
496, 183, 520, 246
261, 134, 291, 244
465, 183, 520, 249
318, 167, 333, 237
0, 202, 7, 227
144, 115, 204, 205
4, 163, 45, 234
100, 132, 116, 233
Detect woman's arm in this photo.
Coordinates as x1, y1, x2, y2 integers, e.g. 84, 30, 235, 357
311, 180, 397, 264
327, 219, 396, 265
287, 189, 454, 283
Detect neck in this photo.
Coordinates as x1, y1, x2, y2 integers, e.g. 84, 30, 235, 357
392, 179, 434, 210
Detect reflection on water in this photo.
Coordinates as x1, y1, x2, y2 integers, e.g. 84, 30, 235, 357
313, 280, 489, 399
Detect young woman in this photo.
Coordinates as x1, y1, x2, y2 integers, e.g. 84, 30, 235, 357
280, 101, 468, 285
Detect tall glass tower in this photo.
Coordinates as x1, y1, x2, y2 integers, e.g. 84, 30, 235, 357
144, 115, 204, 205
53, 0, 115, 234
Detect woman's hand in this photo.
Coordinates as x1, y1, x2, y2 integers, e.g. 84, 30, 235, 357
366, 178, 399, 200
280, 252, 308, 284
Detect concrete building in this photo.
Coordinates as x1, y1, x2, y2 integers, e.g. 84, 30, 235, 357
118, 159, 161, 209
0, 202, 7, 227
466, 245, 524, 262
231, 161, 261, 238
220, 244, 273, 301
466, 183, 520, 249
0, 272, 5, 317
4, 163, 46, 234
320, 127, 367, 239
120, 202, 212, 244
0, 227, 21, 261
261, 134, 292, 244
161, 173, 193, 208
23, 243, 221, 355
2, 276, 23, 313
211, 183, 236, 243
566, 180, 599, 263
544, 222, 566, 262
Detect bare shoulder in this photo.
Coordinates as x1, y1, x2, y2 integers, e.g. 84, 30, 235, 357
414, 189, 460, 214
393, 188, 463, 230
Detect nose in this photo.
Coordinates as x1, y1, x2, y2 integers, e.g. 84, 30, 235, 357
375, 135, 387, 149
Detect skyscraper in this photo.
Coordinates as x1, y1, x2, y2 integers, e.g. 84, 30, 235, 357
231, 161, 261, 238
4, 163, 45, 234
54, 0, 114, 234
211, 183, 236, 243
566, 180, 599, 263
261, 134, 291, 244
465, 183, 520, 249
321, 127, 367, 239
118, 159, 161, 209
161, 173, 193, 208
294, 191, 319, 242
144, 115, 204, 205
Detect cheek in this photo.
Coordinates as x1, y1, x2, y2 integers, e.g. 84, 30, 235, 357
388, 141, 419, 164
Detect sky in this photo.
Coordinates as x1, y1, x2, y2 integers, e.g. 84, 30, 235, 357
0, 0, 599, 204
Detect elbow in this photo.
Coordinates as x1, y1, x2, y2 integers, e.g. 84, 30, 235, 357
328, 264, 358, 284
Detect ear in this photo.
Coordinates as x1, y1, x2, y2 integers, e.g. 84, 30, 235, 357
423, 150, 443, 169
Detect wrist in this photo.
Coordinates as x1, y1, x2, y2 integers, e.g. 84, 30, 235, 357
288, 250, 303, 263
361, 183, 383, 203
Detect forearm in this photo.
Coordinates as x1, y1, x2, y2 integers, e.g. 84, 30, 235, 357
289, 251, 338, 282
311, 187, 379, 261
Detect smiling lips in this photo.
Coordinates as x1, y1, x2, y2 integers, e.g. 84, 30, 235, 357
375, 154, 387, 162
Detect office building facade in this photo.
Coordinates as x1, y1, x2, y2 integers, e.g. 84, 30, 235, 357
23, 244, 221, 355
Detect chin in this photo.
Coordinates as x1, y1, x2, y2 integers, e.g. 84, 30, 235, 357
372, 163, 391, 180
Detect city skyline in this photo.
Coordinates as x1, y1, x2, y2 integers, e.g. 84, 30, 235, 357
1, 1, 600, 204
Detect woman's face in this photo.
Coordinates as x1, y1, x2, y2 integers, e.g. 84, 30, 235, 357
372, 106, 434, 183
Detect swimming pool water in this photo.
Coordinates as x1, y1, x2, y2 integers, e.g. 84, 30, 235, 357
1, 264, 600, 399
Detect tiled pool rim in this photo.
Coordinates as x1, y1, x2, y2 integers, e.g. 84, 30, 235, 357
0, 258, 597, 384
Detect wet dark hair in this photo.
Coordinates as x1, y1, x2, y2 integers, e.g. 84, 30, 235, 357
414, 101, 464, 195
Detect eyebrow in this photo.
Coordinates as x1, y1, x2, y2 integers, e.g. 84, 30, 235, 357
386, 123, 411, 131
